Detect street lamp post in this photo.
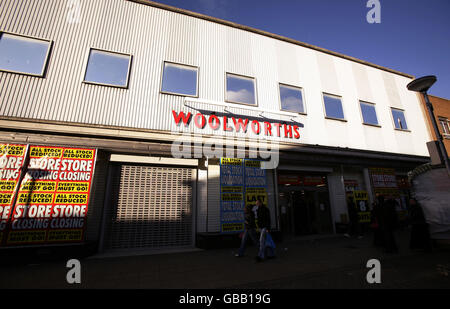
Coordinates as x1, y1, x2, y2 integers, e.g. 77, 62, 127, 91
407, 75, 450, 177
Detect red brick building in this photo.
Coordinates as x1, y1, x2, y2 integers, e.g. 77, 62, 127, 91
421, 95, 450, 156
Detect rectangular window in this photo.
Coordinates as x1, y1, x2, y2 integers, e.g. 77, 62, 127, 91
360, 101, 379, 126
279, 84, 305, 114
391, 108, 408, 130
323, 93, 345, 120
226, 73, 256, 106
0, 32, 52, 77
161, 62, 198, 97
439, 118, 450, 135
84, 49, 132, 88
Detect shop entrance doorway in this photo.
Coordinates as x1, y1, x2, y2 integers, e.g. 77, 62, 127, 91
278, 173, 333, 238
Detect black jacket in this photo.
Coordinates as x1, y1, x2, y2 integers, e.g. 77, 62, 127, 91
256, 206, 271, 229
243, 206, 256, 229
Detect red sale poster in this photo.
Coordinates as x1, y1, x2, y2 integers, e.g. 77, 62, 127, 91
0, 144, 27, 245
0, 144, 97, 246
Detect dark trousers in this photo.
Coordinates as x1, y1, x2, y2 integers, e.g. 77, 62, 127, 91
373, 227, 383, 247
382, 226, 398, 253
347, 218, 362, 236
238, 228, 259, 256
410, 224, 432, 252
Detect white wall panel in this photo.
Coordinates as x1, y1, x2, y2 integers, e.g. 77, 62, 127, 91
207, 164, 220, 233
196, 168, 208, 233
327, 173, 347, 224
352, 62, 373, 103
316, 52, 340, 96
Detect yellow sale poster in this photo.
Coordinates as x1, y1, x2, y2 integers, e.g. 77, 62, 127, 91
0, 144, 97, 246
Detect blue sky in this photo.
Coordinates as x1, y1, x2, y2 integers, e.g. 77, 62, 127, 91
153, 0, 450, 99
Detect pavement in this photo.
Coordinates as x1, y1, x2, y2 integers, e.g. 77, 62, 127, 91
1, 229, 449, 289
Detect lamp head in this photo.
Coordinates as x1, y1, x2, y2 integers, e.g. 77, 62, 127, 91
407, 75, 437, 93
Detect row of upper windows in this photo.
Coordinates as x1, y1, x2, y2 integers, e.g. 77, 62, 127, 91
0, 31, 410, 131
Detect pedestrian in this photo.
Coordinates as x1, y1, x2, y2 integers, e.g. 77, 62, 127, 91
254, 198, 275, 262
235, 202, 259, 257
345, 196, 362, 238
380, 196, 399, 253
409, 198, 432, 252
371, 194, 384, 247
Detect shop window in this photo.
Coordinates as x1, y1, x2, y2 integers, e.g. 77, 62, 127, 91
84, 48, 132, 88
279, 84, 306, 114
360, 101, 379, 126
391, 108, 408, 130
0, 32, 52, 77
225, 73, 257, 106
161, 62, 198, 97
323, 93, 345, 120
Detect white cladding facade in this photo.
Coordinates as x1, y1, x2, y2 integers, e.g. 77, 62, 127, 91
0, 0, 432, 250
0, 0, 432, 155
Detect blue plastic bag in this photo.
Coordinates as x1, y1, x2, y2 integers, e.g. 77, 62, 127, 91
265, 232, 276, 249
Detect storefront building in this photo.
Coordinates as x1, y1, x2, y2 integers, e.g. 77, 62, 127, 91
0, 0, 432, 253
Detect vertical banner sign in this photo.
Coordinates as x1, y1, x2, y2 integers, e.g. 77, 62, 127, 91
220, 158, 244, 233
219, 158, 268, 234
244, 159, 267, 216
369, 167, 406, 218
353, 191, 370, 223
0, 144, 97, 246
369, 168, 397, 189
0, 144, 27, 245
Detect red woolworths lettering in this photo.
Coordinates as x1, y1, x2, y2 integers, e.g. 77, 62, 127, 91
208, 114, 220, 130
172, 110, 192, 127
293, 125, 300, 139
223, 116, 233, 132
251, 120, 261, 135
284, 124, 293, 138
232, 117, 249, 133
273, 123, 282, 137
194, 113, 206, 129
170, 110, 302, 140
264, 122, 272, 136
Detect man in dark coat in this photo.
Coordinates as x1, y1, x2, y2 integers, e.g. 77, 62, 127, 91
409, 198, 432, 252
254, 198, 275, 262
380, 196, 399, 253
371, 194, 384, 247
345, 196, 361, 238
235, 203, 259, 257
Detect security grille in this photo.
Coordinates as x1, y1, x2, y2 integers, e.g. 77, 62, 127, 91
107, 164, 193, 249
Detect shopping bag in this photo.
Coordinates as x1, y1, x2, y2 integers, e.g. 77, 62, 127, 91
265, 232, 276, 249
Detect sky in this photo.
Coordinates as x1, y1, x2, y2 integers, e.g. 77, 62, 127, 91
152, 0, 450, 99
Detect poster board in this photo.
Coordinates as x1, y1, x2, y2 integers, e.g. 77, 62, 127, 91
0, 143, 97, 246
353, 190, 371, 223
220, 158, 267, 234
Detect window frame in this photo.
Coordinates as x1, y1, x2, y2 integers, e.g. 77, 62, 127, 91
359, 100, 381, 128
390, 107, 410, 132
160, 61, 199, 97
438, 117, 450, 136
322, 92, 347, 122
224, 72, 258, 107
0, 31, 53, 78
278, 83, 307, 115
82, 47, 133, 89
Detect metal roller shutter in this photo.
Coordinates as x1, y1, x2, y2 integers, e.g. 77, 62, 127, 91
106, 164, 194, 249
